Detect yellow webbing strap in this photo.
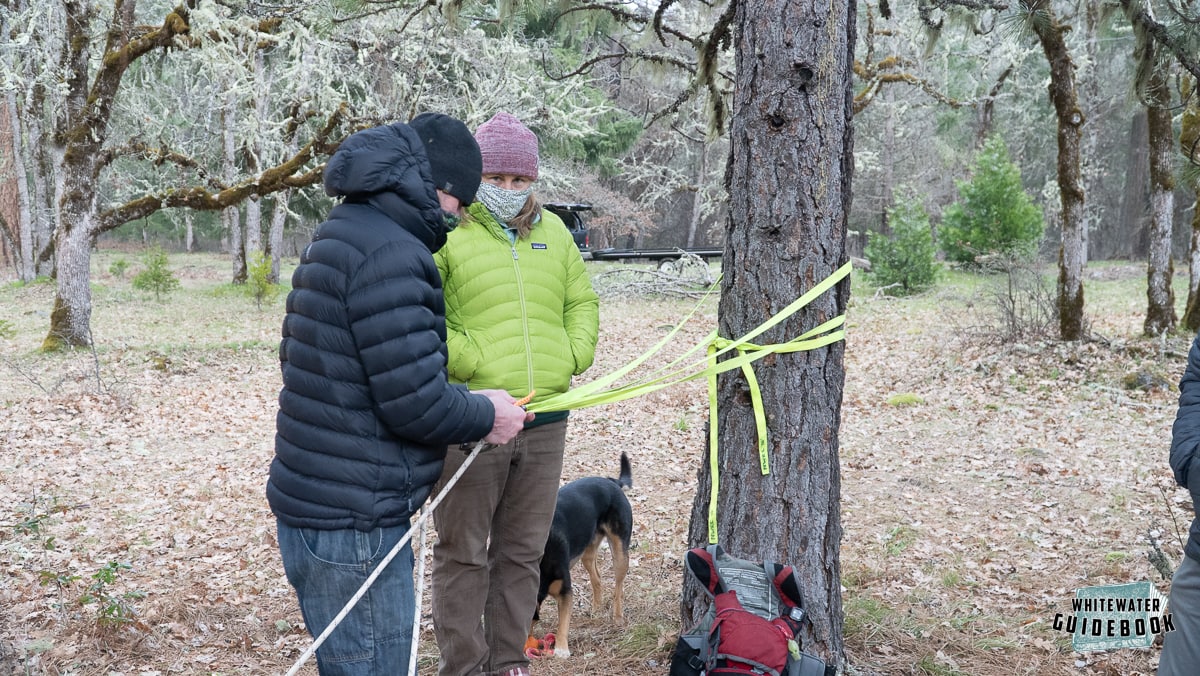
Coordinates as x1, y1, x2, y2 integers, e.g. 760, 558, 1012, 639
525, 262, 852, 544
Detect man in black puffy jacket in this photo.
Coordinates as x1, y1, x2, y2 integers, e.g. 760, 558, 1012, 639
1163, 331, 1200, 674
267, 113, 530, 676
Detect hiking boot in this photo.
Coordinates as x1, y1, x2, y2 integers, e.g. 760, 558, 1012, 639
492, 668, 531, 676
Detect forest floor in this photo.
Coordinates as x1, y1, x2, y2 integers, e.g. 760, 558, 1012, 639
0, 253, 1192, 675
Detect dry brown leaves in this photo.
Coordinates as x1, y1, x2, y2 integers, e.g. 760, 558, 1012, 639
0, 258, 1189, 675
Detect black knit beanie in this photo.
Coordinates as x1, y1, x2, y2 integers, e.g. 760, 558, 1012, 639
409, 113, 483, 206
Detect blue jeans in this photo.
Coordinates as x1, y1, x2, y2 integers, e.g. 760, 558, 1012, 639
277, 519, 416, 676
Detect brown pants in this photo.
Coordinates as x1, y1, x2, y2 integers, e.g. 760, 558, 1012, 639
431, 421, 566, 676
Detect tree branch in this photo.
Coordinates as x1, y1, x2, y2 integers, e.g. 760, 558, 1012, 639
1121, 0, 1200, 81
96, 103, 349, 232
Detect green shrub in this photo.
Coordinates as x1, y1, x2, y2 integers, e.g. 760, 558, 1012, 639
108, 258, 130, 279
939, 136, 1044, 266
865, 197, 940, 296
131, 247, 181, 301
77, 561, 145, 627
246, 251, 281, 310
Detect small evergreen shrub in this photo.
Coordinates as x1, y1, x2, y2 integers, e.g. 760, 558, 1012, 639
131, 247, 180, 301
865, 197, 940, 296
246, 251, 281, 310
108, 258, 130, 279
939, 136, 1044, 266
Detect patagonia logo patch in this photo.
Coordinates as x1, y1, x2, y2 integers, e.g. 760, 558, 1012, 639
531, 242, 548, 250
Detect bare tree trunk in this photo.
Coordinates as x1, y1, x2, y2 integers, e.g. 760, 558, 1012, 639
1182, 78, 1200, 331
1080, 0, 1103, 263
685, 142, 707, 248
0, 95, 19, 273
243, 50, 268, 260
1143, 66, 1176, 336
267, 192, 288, 283
222, 90, 246, 283
29, 106, 55, 277
245, 196, 262, 255
681, 0, 852, 666
184, 211, 195, 252
1027, 1, 1088, 340
1118, 112, 1151, 260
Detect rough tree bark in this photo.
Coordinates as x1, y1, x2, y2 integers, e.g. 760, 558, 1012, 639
681, 0, 853, 667
1025, 0, 1088, 341
1142, 55, 1176, 336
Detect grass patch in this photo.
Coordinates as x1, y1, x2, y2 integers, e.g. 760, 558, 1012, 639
615, 621, 674, 657
843, 595, 901, 639
884, 524, 920, 555
915, 653, 969, 675
887, 392, 924, 406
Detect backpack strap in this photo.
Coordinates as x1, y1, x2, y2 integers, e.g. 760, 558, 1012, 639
684, 545, 725, 597
770, 562, 805, 613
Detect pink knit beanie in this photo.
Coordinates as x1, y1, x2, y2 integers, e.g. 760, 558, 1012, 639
474, 113, 539, 180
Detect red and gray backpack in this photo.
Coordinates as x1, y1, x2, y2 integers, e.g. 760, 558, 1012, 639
669, 545, 833, 676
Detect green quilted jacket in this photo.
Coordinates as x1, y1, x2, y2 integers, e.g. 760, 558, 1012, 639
434, 202, 599, 413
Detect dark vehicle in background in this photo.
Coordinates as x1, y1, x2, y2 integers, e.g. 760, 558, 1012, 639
544, 201, 723, 266
544, 202, 591, 253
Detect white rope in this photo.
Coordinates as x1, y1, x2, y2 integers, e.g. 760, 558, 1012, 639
408, 511, 429, 676
285, 441, 486, 676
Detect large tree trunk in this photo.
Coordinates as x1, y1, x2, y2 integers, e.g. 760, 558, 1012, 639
45, 217, 95, 350
1027, 1, 1088, 340
1143, 64, 1176, 336
681, 0, 852, 667
44, 0, 103, 348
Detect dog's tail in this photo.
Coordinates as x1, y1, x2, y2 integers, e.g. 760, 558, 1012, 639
617, 452, 632, 490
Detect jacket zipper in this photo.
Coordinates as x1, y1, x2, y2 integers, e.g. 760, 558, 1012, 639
510, 243, 535, 396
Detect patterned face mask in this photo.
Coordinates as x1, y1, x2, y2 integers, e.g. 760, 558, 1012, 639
476, 182, 532, 223
442, 211, 461, 233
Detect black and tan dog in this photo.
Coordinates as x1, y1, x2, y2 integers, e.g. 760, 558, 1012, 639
533, 452, 633, 658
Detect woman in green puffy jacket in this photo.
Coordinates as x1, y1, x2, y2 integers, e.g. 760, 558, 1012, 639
430, 112, 599, 676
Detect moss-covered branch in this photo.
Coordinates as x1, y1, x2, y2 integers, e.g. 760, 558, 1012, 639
96, 103, 349, 233
1120, 0, 1200, 81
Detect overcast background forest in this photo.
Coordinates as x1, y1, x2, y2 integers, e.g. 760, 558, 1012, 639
2, 0, 1197, 289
